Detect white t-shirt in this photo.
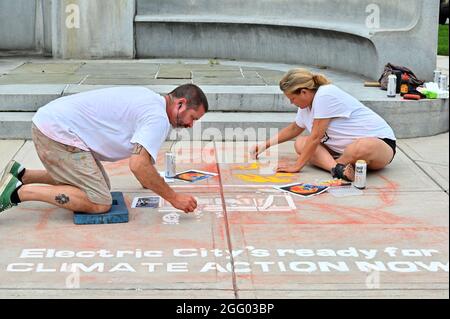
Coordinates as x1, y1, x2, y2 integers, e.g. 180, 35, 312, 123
33, 87, 171, 162
295, 84, 396, 154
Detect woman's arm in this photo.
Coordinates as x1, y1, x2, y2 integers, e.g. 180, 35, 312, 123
277, 118, 331, 173
251, 122, 304, 159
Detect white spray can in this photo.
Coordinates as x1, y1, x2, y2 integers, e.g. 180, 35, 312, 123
387, 74, 397, 98
165, 152, 176, 178
353, 160, 367, 189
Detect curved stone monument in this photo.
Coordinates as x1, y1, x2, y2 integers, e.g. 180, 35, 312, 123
135, 0, 439, 80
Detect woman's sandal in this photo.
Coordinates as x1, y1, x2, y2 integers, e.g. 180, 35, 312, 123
331, 163, 355, 182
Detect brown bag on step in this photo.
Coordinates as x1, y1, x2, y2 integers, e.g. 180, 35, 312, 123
378, 63, 424, 91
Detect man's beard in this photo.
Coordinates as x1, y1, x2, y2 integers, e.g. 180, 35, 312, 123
176, 110, 189, 128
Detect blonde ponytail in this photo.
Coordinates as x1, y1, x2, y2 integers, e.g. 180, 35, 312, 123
279, 68, 331, 94
312, 74, 330, 87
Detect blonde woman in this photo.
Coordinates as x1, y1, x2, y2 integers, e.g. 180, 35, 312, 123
251, 68, 396, 181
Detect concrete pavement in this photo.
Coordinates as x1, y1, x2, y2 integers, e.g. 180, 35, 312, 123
0, 134, 448, 299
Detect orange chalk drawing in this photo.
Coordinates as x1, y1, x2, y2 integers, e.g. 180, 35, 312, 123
290, 185, 319, 195
235, 173, 296, 183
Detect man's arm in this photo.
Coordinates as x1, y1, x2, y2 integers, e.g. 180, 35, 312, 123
277, 118, 331, 173
129, 144, 197, 213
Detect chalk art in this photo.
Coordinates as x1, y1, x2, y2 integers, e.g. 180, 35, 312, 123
162, 213, 181, 225
235, 173, 296, 184
158, 194, 296, 219
232, 163, 261, 170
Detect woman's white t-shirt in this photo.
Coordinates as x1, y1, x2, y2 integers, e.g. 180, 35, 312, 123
295, 84, 396, 154
32, 86, 171, 162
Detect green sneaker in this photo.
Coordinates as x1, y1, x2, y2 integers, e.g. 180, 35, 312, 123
1, 160, 24, 182
0, 173, 22, 213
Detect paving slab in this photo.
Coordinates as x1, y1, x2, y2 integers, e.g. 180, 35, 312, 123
8, 62, 84, 74
216, 141, 448, 298
192, 70, 244, 78
0, 59, 26, 75
193, 77, 266, 86
220, 184, 448, 296
10, 140, 42, 168
81, 76, 182, 86
157, 65, 192, 79
0, 74, 85, 85
0, 140, 25, 170
182, 64, 240, 71
0, 192, 232, 290
239, 289, 449, 299
397, 133, 449, 191
437, 56, 449, 78
0, 141, 232, 291
0, 289, 235, 299
75, 62, 159, 77
243, 69, 285, 85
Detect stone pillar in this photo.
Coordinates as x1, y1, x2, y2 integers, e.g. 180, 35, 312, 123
52, 0, 135, 59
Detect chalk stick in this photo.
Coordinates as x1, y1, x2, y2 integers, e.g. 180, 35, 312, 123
364, 81, 381, 87
73, 192, 129, 225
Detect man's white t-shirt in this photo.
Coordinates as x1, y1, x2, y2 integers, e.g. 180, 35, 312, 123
32, 87, 171, 162
295, 84, 396, 154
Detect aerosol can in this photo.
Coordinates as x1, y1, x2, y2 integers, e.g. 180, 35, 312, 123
353, 160, 367, 190
165, 152, 176, 178
387, 74, 397, 97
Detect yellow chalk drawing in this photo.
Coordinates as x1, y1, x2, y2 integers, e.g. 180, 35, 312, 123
235, 173, 296, 183
232, 163, 261, 170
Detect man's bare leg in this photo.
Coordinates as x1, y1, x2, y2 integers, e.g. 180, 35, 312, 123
336, 138, 394, 170
18, 184, 111, 214
21, 170, 58, 185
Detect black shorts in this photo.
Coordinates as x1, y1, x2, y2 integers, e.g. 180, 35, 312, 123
324, 138, 397, 161
380, 138, 397, 162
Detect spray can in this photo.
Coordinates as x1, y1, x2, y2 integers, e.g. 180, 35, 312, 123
439, 74, 448, 91
353, 160, 367, 190
387, 74, 397, 97
165, 152, 176, 178
434, 70, 442, 84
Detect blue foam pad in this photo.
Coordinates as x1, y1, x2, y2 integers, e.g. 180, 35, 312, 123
73, 192, 129, 225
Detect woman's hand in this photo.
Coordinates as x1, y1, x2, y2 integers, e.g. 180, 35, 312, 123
276, 162, 302, 173
250, 143, 267, 160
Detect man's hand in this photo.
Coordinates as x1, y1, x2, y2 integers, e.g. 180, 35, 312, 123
276, 162, 302, 173
130, 144, 198, 214
170, 194, 198, 214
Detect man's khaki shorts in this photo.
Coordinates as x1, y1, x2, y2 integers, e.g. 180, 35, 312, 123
32, 124, 112, 206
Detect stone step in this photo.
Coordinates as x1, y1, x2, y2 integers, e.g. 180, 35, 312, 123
1, 105, 448, 140
0, 84, 293, 112
0, 83, 448, 113
0, 112, 292, 140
